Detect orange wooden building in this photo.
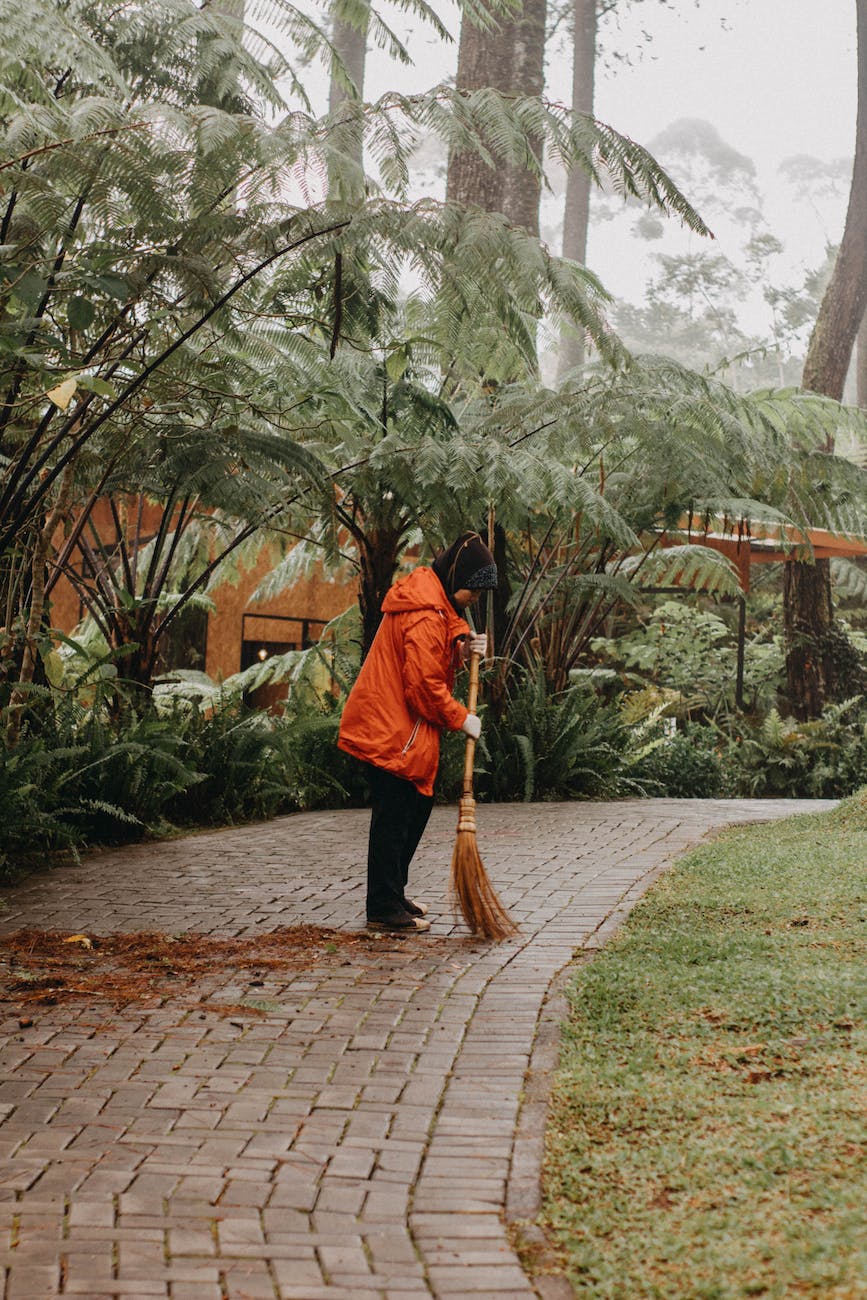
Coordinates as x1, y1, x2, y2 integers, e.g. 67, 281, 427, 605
47, 496, 355, 681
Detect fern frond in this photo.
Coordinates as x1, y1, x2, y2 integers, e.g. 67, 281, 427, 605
622, 544, 741, 596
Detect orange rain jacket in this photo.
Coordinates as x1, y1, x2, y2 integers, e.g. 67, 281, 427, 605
337, 567, 470, 795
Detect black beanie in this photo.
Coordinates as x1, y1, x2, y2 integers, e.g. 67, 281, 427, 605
432, 532, 498, 600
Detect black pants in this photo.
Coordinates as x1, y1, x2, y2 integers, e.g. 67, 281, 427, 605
363, 763, 434, 921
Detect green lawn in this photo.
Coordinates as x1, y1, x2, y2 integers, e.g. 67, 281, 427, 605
540, 795, 867, 1299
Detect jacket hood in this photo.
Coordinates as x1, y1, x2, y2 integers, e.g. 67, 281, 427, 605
381, 566, 453, 615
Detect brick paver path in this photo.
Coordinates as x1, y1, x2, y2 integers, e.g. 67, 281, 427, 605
0, 798, 832, 1299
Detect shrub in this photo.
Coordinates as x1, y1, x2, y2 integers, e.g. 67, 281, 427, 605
0, 721, 82, 875
628, 725, 724, 798
591, 600, 734, 710
473, 664, 630, 802
165, 702, 297, 827
591, 599, 786, 716
69, 708, 202, 838
718, 699, 867, 799
0, 681, 201, 875
281, 704, 369, 812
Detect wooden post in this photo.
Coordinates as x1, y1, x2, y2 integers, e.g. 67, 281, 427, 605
735, 594, 746, 711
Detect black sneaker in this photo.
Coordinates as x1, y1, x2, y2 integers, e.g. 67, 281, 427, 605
404, 897, 428, 917
366, 916, 431, 933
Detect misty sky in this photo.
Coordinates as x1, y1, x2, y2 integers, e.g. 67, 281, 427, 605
583, 1, 856, 312
357, 0, 858, 333
591, 2, 855, 172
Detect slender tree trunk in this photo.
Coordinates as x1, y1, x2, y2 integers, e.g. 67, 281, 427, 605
785, 0, 867, 719
326, 4, 368, 360
446, 0, 547, 670
447, 0, 547, 235
488, 520, 512, 659
329, 15, 367, 119
447, 17, 514, 218
500, 0, 546, 234
801, 1, 867, 402
557, 0, 597, 380
475, 519, 513, 722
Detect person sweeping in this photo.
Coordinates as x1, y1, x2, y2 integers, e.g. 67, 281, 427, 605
337, 531, 496, 933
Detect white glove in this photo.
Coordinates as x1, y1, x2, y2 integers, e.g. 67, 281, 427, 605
461, 713, 482, 741
465, 633, 488, 660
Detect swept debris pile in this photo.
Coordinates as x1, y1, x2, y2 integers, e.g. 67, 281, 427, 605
0, 926, 370, 1012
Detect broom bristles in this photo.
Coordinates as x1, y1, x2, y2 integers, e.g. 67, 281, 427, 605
449, 796, 518, 941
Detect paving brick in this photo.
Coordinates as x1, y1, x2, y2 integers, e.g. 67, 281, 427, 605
168, 1226, 216, 1257
170, 1286, 224, 1300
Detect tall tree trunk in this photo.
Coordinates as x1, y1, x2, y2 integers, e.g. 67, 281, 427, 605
801, 1, 867, 402
557, 0, 597, 380
785, 0, 867, 719
446, 0, 547, 667
783, 559, 835, 723
329, 15, 367, 119
447, 17, 514, 219
447, 0, 547, 236
327, 3, 369, 191
358, 528, 402, 660
499, 0, 547, 234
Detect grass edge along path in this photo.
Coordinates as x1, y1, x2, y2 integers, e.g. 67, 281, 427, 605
539, 794, 867, 1299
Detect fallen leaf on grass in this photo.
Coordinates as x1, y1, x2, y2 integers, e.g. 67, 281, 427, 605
746, 1067, 784, 1084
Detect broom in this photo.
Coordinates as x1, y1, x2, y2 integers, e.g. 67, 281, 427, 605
449, 649, 518, 941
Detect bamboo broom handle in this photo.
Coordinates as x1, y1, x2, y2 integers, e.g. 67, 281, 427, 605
462, 651, 481, 797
